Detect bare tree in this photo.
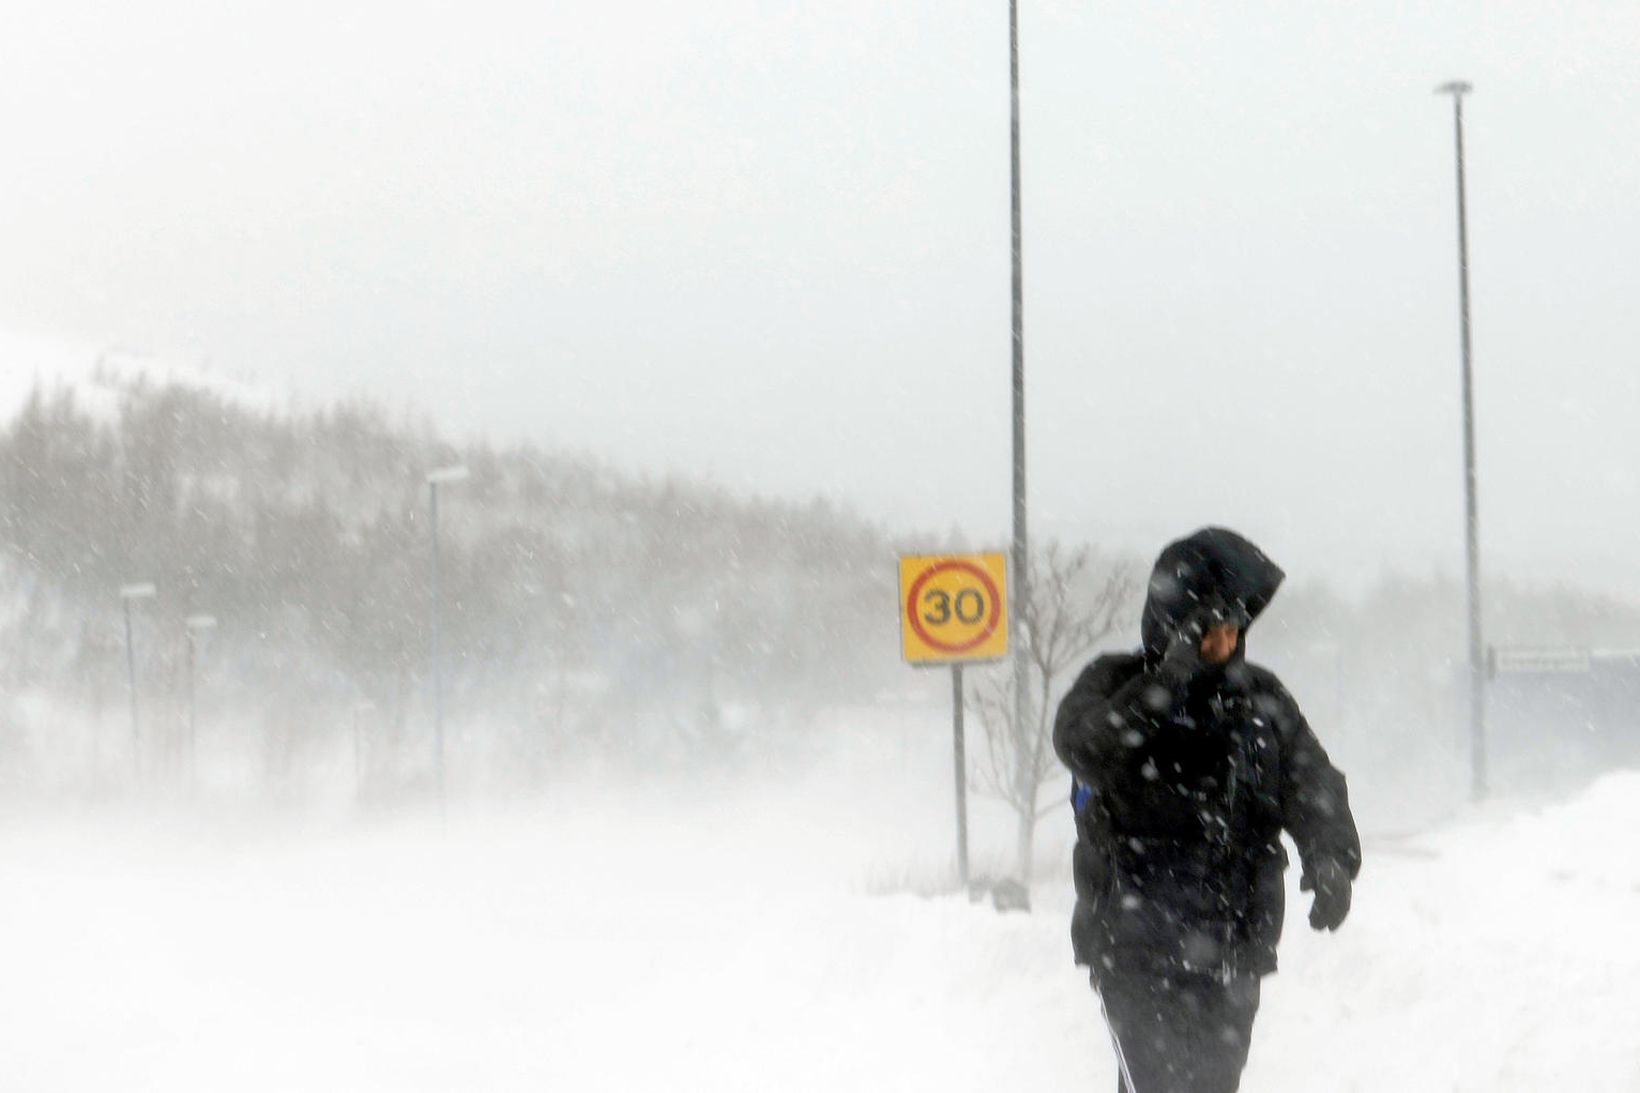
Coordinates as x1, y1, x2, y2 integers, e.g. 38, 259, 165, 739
971, 543, 1137, 888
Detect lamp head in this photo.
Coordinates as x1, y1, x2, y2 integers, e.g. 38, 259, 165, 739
426, 465, 471, 485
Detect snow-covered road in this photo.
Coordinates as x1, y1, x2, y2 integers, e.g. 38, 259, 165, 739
1, 760, 1635, 1091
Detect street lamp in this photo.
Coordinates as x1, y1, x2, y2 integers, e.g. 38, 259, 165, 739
426, 463, 469, 802
1436, 79, 1487, 799
1006, 0, 1032, 841
351, 700, 375, 797
185, 614, 217, 783
119, 582, 156, 777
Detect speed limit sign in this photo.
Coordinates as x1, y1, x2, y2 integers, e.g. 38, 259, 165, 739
898, 551, 1008, 890
898, 552, 1009, 665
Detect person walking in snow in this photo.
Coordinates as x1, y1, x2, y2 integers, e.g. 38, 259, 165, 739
1053, 528, 1360, 1093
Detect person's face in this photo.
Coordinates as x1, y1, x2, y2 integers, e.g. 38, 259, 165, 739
1200, 623, 1240, 665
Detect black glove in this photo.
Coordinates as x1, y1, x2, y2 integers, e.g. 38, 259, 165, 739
1302, 857, 1353, 932
1154, 612, 1209, 692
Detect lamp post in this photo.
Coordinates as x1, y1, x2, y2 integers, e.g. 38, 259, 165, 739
1436, 80, 1486, 800
185, 614, 216, 783
426, 464, 469, 802
1006, 0, 1032, 851
119, 582, 156, 777
351, 700, 375, 796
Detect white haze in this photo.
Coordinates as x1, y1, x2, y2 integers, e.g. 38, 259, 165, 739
3, 2, 1640, 594
1, 721, 1637, 1089
0, 354, 1635, 1088
2, 4, 1639, 1090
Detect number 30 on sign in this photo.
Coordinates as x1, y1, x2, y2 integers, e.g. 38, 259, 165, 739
898, 553, 1009, 665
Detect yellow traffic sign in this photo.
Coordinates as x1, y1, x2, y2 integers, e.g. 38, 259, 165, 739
898, 552, 1009, 665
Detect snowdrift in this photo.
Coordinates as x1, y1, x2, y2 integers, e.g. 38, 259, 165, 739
0, 758, 1634, 1091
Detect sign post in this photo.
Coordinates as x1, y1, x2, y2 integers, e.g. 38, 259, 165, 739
898, 552, 1009, 891
950, 662, 968, 888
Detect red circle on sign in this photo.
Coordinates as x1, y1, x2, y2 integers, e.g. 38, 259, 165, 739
906, 560, 1003, 653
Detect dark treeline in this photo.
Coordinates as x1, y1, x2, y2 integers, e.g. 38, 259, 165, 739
0, 373, 905, 786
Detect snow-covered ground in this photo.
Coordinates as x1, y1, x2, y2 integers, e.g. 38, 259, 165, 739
0, 722, 1635, 1092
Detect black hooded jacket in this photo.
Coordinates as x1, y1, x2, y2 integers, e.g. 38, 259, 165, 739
1053, 528, 1360, 978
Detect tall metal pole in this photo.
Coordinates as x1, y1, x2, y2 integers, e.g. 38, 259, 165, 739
124, 597, 139, 777
1438, 80, 1485, 800
1007, 0, 1032, 855
952, 663, 970, 891
424, 465, 467, 806
186, 626, 197, 780
183, 614, 215, 788
353, 703, 366, 794
118, 582, 155, 779
429, 479, 445, 803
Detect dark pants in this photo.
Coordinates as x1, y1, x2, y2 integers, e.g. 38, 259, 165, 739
1095, 969, 1261, 1093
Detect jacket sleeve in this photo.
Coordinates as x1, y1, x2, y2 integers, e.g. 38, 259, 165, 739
1264, 683, 1362, 882
1053, 653, 1165, 785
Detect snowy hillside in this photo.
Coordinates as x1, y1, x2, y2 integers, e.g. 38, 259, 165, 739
0, 342, 909, 795
0, 329, 282, 424
0, 721, 1633, 1093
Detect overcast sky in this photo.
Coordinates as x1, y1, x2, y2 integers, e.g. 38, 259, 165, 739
3, 1, 1639, 600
